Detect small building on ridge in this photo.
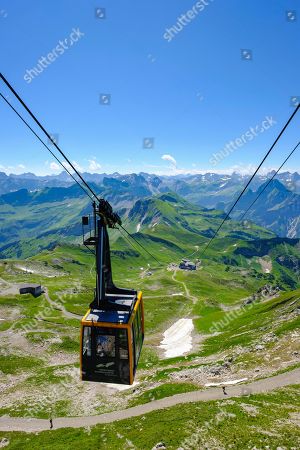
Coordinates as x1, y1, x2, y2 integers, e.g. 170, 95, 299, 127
179, 259, 196, 271
19, 284, 43, 297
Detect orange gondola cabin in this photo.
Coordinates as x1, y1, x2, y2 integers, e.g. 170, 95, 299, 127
80, 202, 144, 385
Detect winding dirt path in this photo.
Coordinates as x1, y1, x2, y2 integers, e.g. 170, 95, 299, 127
172, 270, 198, 304
44, 288, 81, 321
0, 368, 299, 432
143, 294, 183, 299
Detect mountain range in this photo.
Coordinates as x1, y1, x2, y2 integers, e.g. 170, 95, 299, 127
231, 179, 300, 238
1, 170, 300, 198
0, 171, 299, 249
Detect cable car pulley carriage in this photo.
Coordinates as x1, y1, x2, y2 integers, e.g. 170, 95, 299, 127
80, 200, 144, 385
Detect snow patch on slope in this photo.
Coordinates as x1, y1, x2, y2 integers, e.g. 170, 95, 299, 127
159, 318, 193, 358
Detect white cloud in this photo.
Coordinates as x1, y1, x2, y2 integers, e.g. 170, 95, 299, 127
72, 161, 83, 172
50, 162, 60, 171
60, 161, 83, 173
144, 161, 283, 177
161, 154, 177, 166
88, 159, 102, 173
156, 151, 281, 176
0, 163, 26, 174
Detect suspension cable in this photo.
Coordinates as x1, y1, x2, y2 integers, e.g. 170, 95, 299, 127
116, 226, 145, 257
0, 93, 94, 202
200, 104, 300, 256
239, 140, 300, 221
0, 73, 99, 202
119, 225, 160, 264
0, 76, 161, 263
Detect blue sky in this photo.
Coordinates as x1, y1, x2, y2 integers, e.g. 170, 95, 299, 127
0, 0, 300, 175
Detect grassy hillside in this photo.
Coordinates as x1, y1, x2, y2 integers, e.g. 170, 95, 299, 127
0, 231, 299, 420
1, 385, 299, 449
0, 189, 299, 450
0, 185, 91, 258
0, 187, 293, 259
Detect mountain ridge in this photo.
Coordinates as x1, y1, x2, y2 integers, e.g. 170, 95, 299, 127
1, 170, 299, 196
1, 174, 299, 240
231, 179, 300, 238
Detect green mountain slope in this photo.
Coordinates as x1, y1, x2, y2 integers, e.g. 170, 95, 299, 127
0, 188, 299, 294
0, 188, 274, 259
0, 191, 299, 431
231, 179, 300, 238
0, 185, 91, 258
122, 192, 275, 259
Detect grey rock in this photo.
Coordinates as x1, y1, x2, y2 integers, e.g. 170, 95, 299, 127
255, 344, 264, 351
152, 443, 166, 450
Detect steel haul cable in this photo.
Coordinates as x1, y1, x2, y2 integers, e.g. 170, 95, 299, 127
0, 72, 99, 202
117, 226, 145, 257
119, 224, 160, 264
239, 140, 300, 221
0, 75, 161, 263
200, 104, 300, 256
0, 93, 94, 202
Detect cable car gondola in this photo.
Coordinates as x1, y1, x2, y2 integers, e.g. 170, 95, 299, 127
80, 202, 144, 385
